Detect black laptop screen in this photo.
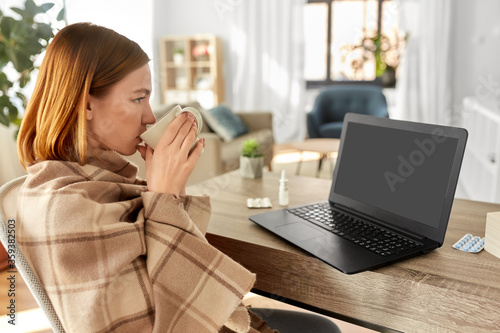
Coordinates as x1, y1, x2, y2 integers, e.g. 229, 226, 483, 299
333, 122, 459, 229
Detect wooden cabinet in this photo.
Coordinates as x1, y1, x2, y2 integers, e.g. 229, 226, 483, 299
159, 35, 225, 109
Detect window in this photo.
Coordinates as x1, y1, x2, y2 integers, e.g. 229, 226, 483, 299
304, 0, 403, 88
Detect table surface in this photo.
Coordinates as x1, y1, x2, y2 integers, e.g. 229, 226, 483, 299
289, 138, 341, 154
187, 171, 500, 333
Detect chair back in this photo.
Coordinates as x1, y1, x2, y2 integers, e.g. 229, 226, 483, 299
314, 85, 388, 123
0, 175, 65, 332
307, 85, 389, 138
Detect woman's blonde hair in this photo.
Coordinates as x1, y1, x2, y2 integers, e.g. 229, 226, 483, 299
17, 22, 150, 169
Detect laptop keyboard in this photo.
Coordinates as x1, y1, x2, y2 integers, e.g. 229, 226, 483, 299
287, 202, 421, 257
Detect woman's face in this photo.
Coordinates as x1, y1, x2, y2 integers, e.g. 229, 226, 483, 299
86, 64, 155, 156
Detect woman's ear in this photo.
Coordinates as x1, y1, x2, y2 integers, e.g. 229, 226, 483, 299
86, 95, 94, 121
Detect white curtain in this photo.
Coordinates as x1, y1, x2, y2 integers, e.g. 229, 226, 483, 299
228, 0, 307, 143
395, 0, 453, 125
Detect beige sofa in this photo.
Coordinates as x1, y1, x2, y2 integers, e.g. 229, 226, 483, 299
0, 125, 26, 186
127, 104, 274, 186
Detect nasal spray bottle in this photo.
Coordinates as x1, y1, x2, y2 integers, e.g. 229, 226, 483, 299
279, 170, 289, 206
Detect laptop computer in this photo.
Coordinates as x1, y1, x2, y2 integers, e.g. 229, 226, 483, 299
250, 113, 468, 274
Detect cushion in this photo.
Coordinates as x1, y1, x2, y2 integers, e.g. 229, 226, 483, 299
200, 105, 249, 142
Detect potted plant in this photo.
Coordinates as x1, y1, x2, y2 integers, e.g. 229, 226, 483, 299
0, 0, 64, 137
240, 138, 264, 179
173, 47, 184, 65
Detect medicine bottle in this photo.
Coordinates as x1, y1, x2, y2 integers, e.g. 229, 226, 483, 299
279, 170, 289, 206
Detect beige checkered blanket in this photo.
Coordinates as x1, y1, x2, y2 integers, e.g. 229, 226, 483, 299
16, 149, 269, 332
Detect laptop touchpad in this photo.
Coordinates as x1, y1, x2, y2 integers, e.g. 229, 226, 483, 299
276, 223, 326, 241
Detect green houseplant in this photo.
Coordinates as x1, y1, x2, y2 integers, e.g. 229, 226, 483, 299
240, 138, 264, 179
0, 0, 64, 135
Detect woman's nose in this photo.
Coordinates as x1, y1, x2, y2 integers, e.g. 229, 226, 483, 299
143, 103, 156, 125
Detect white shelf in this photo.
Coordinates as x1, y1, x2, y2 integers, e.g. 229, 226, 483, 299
159, 35, 224, 108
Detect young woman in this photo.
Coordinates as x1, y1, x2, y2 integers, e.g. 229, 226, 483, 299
16, 22, 339, 333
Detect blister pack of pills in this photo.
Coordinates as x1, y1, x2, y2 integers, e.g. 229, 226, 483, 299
247, 197, 272, 208
452, 234, 485, 253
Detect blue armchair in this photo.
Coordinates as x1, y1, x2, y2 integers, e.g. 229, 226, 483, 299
307, 85, 389, 138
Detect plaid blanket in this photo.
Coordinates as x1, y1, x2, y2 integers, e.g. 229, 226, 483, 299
16, 149, 270, 332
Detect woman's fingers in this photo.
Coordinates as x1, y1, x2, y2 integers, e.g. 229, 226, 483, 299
144, 112, 203, 195
156, 112, 193, 149
155, 112, 199, 156
174, 115, 197, 151
137, 144, 147, 160
187, 137, 205, 162
180, 122, 199, 155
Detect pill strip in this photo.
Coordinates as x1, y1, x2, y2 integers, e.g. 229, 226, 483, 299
452, 234, 485, 253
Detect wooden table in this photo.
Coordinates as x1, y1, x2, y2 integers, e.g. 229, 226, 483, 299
187, 171, 500, 333
290, 138, 340, 177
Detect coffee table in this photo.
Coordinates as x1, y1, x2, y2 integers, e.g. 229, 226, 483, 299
290, 138, 340, 177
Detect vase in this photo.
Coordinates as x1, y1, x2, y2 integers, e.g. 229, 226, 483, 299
173, 53, 184, 65
381, 68, 396, 87
240, 156, 264, 179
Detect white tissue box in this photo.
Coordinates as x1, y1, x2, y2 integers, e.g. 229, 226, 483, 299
485, 212, 500, 259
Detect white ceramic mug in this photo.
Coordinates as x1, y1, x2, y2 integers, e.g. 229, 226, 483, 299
140, 105, 203, 149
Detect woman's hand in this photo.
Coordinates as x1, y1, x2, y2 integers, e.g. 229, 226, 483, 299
138, 112, 205, 196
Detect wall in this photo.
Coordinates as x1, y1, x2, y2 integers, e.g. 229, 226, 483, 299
65, 0, 155, 99
66, 0, 153, 57
452, 0, 500, 119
